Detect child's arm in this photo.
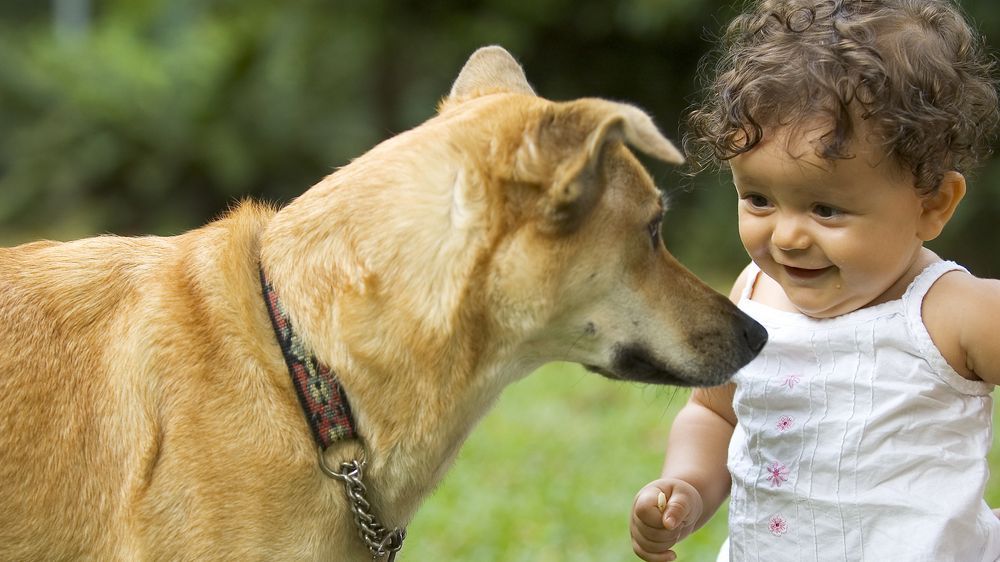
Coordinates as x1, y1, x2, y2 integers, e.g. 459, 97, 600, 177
922, 272, 1000, 383
955, 276, 1000, 384
630, 385, 737, 562
662, 384, 738, 525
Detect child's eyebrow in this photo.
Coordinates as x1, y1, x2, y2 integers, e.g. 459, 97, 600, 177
731, 178, 761, 196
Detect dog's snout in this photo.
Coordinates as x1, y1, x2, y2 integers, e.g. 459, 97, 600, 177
742, 316, 768, 354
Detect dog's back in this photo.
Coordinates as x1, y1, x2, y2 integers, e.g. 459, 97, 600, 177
0, 235, 167, 556
0, 204, 318, 559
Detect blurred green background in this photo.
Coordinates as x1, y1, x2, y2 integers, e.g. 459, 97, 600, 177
2, 1, 999, 560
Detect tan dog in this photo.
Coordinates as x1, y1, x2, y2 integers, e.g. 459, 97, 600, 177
0, 46, 765, 560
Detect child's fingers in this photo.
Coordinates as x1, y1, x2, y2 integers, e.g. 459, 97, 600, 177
655, 490, 689, 532
632, 546, 679, 562
662, 495, 693, 531
631, 534, 680, 562
632, 479, 701, 560
632, 512, 677, 543
634, 486, 671, 527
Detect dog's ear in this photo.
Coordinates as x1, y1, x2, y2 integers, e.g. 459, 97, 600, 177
530, 100, 684, 234
584, 100, 685, 166
444, 46, 535, 107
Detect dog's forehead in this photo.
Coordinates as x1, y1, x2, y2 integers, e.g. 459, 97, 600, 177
437, 93, 667, 222
602, 146, 664, 211
439, 89, 542, 120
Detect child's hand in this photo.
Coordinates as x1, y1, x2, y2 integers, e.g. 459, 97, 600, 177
630, 478, 704, 561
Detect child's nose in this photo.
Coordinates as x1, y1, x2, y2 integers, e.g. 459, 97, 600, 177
771, 215, 810, 251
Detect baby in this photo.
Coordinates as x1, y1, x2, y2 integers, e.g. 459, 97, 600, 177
630, 1, 1000, 561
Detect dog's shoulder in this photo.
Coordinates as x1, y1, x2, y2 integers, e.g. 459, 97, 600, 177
0, 199, 276, 335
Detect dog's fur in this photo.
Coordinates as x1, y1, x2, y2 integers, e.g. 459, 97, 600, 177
0, 46, 764, 560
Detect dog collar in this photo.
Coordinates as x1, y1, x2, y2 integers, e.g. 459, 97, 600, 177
259, 267, 356, 449
259, 267, 406, 560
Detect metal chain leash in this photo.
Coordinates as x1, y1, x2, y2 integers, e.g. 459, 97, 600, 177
318, 450, 406, 561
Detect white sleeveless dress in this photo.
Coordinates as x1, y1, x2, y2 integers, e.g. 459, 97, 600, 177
719, 261, 1000, 562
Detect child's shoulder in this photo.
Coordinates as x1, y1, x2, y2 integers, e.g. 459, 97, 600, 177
728, 262, 795, 312
728, 263, 757, 303
923, 265, 1000, 383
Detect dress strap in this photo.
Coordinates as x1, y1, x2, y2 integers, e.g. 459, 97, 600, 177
902, 260, 992, 395
739, 261, 762, 301
902, 260, 967, 305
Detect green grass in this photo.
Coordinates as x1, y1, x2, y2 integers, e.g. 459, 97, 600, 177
404, 363, 722, 561
404, 362, 1000, 561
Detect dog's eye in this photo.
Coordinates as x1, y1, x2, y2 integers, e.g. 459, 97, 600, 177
647, 214, 663, 248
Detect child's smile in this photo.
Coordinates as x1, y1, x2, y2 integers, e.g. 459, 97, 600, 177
781, 265, 832, 281
730, 126, 937, 318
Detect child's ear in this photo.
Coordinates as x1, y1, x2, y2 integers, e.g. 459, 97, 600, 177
917, 171, 966, 241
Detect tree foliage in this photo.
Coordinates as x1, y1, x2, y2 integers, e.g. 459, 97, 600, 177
0, 0, 997, 278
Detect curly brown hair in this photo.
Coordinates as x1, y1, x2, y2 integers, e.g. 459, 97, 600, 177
686, 0, 1000, 192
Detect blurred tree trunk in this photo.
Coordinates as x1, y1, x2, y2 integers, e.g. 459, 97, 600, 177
53, 0, 89, 43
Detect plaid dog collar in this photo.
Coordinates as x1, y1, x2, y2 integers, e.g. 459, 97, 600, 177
260, 267, 356, 449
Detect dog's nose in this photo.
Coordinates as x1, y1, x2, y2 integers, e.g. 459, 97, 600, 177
743, 317, 768, 354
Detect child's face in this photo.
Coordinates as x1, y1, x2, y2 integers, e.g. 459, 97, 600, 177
730, 127, 927, 318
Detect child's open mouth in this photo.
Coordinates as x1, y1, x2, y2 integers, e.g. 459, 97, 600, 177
783, 265, 832, 280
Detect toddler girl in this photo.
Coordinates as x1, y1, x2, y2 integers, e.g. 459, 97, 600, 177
630, 1, 1000, 560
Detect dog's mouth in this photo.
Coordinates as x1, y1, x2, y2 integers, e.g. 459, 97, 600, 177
583, 363, 690, 386
583, 344, 745, 387
584, 344, 711, 387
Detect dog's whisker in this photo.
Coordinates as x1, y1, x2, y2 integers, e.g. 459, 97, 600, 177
565, 331, 587, 356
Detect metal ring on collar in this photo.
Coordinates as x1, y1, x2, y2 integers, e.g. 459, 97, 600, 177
317, 448, 406, 561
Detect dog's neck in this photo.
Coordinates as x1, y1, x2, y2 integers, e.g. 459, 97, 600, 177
259, 267, 357, 449
258, 256, 535, 530
257, 143, 546, 526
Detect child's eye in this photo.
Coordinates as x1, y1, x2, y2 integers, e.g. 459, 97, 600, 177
812, 204, 842, 218
742, 193, 772, 209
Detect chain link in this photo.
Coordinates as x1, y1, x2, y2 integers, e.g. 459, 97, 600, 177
318, 450, 406, 561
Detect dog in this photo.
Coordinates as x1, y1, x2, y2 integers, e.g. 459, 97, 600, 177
0, 46, 765, 560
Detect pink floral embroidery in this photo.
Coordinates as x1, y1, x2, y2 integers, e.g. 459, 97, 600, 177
776, 415, 794, 431
769, 514, 788, 536
765, 461, 789, 487
781, 373, 801, 389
